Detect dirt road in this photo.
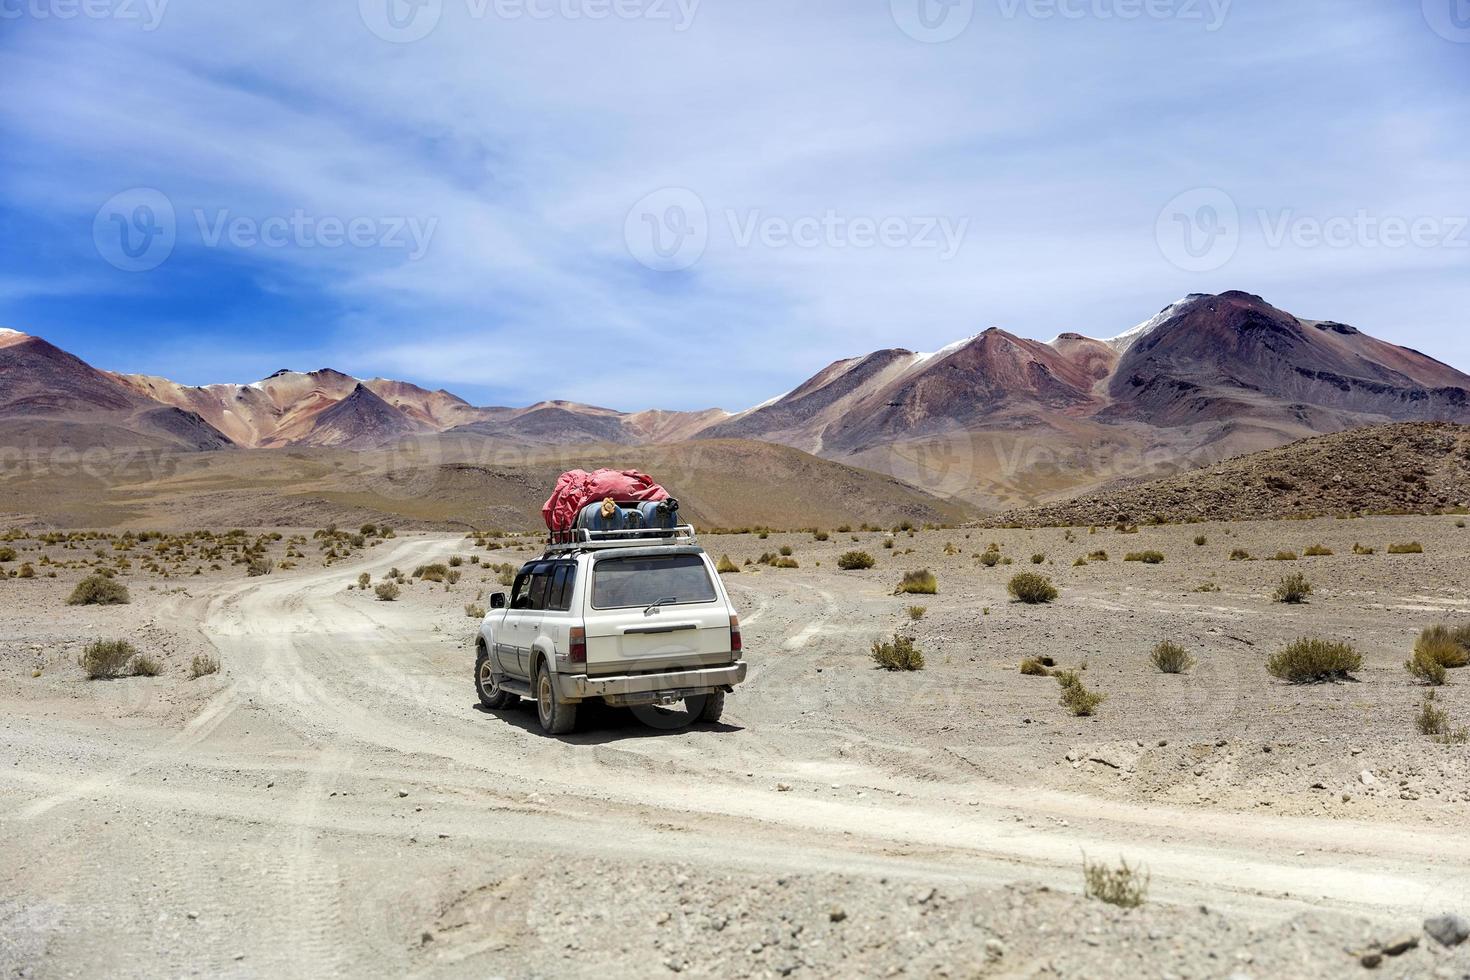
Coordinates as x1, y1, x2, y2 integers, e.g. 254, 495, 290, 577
4, 526, 1470, 977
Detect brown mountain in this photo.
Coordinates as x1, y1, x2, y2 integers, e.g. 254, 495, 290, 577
3, 291, 1467, 513
0, 329, 231, 451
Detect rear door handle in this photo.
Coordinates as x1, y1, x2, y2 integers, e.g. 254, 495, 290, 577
623, 623, 699, 635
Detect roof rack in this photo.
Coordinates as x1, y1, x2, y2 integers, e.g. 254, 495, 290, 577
544, 525, 699, 554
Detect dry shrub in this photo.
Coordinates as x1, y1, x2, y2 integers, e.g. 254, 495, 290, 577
871, 634, 924, 671
465, 604, 486, 619
1304, 544, 1333, 556
894, 569, 937, 595
1020, 658, 1049, 676
1083, 856, 1149, 908
1266, 638, 1362, 683
1406, 648, 1446, 686
1272, 551, 1298, 561
837, 551, 875, 570
773, 557, 800, 569
68, 574, 130, 606
130, 654, 162, 677
375, 581, 401, 602
1417, 625, 1470, 668
1031, 553, 1046, 564
1416, 691, 1469, 742
716, 554, 740, 574
1059, 677, 1105, 716
1229, 549, 1251, 561
1150, 641, 1195, 674
978, 550, 1001, 567
906, 605, 927, 621
1388, 542, 1424, 554
1008, 572, 1058, 604
1272, 572, 1313, 604
80, 639, 138, 679
188, 654, 220, 679
1124, 551, 1165, 564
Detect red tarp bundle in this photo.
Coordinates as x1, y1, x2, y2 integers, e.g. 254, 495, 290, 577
541, 468, 670, 531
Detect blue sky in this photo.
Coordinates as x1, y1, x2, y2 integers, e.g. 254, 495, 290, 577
2, 0, 1466, 411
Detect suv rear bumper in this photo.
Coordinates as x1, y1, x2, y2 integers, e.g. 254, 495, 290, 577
563, 661, 747, 701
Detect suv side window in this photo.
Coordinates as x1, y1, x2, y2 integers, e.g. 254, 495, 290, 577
510, 573, 534, 610
548, 565, 575, 612
528, 568, 551, 611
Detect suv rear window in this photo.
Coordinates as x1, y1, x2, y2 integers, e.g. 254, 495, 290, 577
592, 554, 717, 610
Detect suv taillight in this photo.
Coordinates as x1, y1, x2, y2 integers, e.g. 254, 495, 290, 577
569, 626, 587, 664
729, 615, 742, 653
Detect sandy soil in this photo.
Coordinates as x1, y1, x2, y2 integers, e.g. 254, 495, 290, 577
3, 517, 1470, 978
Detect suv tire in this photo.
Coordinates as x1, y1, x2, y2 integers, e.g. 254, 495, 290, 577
697, 689, 726, 724
475, 649, 518, 710
534, 660, 578, 735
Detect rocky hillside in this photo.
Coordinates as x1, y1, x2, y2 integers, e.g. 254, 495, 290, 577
993, 423, 1470, 526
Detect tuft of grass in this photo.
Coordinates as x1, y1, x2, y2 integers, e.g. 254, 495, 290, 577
1416, 691, 1469, 742
1304, 544, 1333, 556
130, 654, 162, 677
978, 550, 1001, 567
1030, 553, 1046, 565
246, 555, 273, 577
357, 572, 372, 590
1388, 542, 1423, 554
1271, 550, 1298, 561
716, 554, 740, 574
188, 654, 220, 679
906, 605, 927, 621
813, 530, 829, 542
1266, 637, 1362, 683
1229, 548, 1251, 561
375, 581, 401, 602
1083, 855, 1150, 908
1405, 647, 1446, 686
871, 634, 925, 671
415, 563, 449, 583
779, 545, 794, 557
773, 557, 800, 569
1352, 543, 1375, 555
1272, 572, 1313, 604
67, 574, 131, 606
1193, 582, 1221, 593
1150, 641, 1195, 674
465, 604, 486, 619
1087, 550, 1109, 562
1123, 551, 1164, 564
1020, 658, 1049, 676
837, 550, 876, 570
1193, 535, 1207, 546
894, 569, 938, 595
1072, 557, 1088, 567
1008, 572, 1058, 604
1059, 677, 1105, 716
1416, 625, 1470, 668
80, 639, 138, 679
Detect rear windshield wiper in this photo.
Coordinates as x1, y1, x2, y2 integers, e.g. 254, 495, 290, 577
644, 596, 678, 615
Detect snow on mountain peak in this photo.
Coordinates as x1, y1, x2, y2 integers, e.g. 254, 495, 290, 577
1103, 295, 1204, 352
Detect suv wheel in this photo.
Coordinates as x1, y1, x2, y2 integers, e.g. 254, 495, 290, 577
535, 661, 578, 735
475, 649, 517, 710
697, 689, 726, 724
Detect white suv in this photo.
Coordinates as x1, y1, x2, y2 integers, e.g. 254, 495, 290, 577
474, 527, 747, 734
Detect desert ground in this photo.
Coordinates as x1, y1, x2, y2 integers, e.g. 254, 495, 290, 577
3, 517, 1470, 978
